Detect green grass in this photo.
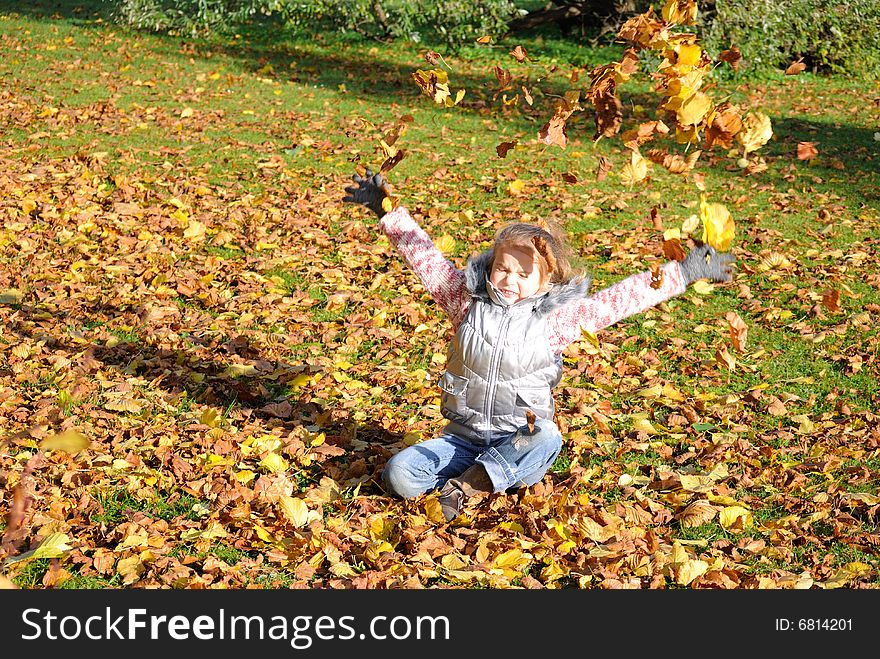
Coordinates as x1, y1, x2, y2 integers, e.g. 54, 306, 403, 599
91, 488, 205, 524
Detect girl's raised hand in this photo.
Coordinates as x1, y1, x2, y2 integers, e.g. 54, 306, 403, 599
342, 168, 391, 218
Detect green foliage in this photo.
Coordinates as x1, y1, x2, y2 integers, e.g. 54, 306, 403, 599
284, 0, 522, 49
106, 0, 286, 35
701, 0, 880, 78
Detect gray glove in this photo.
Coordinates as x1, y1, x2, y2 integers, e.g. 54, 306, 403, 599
679, 243, 735, 284
342, 168, 389, 218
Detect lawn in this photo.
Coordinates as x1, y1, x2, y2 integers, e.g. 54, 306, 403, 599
0, 0, 878, 589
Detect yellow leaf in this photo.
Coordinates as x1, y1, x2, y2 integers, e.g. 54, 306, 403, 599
425, 496, 448, 524
619, 149, 648, 186
677, 92, 712, 126
699, 196, 735, 251
435, 234, 456, 254
40, 429, 90, 453
719, 505, 753, 530
183, 220, 206, 242
0, 288, 23, 305
224, 363, 258, 377
259, 452, 289, 474
32, 533, 73, 559
691, 280, 714, 295
234, 469, 256, 484
677, 43, 702, 67
116, 556, 145, 585
493, 548, 530, 570
676, 559, 709, 585
508, 179, 526, 196
737, 111, 773, 154
200, 408, 221, 428
278, 495, 311, 527
180, 107, 194, 118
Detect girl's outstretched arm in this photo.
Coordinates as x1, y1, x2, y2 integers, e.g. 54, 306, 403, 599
343, 168, 470, 326
547, 245, 734, 351
379, 205, 470, 327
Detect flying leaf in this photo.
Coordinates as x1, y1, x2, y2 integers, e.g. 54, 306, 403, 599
496, 140, 517, 158
663, 238, 686, 261
596, 156, 612, 181
725, 311, 748, 352
677, 91, 712, 126
619, 149, 648, 186
510, 45, 528, 62
737, 111, 773, 155
699, 196, 735, 251
785, 59, 807, 75
40, 429, 90, 453
797, 142, 818, 160
435, 234, 456, 254
476, 35, 492, 44
719, 47, 742, 70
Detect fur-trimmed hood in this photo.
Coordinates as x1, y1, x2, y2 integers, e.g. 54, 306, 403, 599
464, 248, 591, 317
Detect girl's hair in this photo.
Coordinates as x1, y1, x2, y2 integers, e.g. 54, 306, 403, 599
491, 220, 582, 284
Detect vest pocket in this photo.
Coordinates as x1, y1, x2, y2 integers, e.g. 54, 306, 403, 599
439, 372, 468, 396
515, 387, 551, 416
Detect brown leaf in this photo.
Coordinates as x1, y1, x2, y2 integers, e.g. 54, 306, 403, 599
496, 140, 517, 158
494, 65, 512, 89
821, 289, 841, 313
785, 59, 807, 75
380, 149, 406, 173
650, 263, 664, 289
719, 47, 742, 70
797, 141, 818, 160
725, 311, 748, 352
596, 156, 613, 181
562, 172, 578, 184
525, 409, 536, 433
476, 35, 492, 44
538, 115, 568, 149
715, 345, 736, 371
650, 206, 663, 231
678, 499, 718, 528
663, 238, 686, 261
510, 45, 528, 62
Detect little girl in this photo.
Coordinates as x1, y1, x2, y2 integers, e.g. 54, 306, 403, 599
343, 169, 734, 521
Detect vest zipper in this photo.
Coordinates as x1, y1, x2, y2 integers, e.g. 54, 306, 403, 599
484, 305, 512, 429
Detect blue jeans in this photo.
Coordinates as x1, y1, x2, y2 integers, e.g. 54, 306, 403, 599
382, 420, 563, 499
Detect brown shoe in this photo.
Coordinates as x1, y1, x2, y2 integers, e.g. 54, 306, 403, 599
437, 464, 494, 521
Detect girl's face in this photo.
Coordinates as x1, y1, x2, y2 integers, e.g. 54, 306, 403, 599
489, 245, 547, 303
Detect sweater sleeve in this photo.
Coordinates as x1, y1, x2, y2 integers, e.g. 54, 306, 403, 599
378, 205, 470, 327
546, 260, 688, 351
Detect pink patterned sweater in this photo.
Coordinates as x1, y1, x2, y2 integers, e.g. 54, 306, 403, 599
379, 205, 687, 353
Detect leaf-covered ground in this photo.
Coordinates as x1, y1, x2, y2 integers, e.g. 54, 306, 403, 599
1, 2, 879, 589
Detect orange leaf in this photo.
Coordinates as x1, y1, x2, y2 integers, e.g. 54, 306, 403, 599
785, 59, 806, 75
476, 35, 492, 44
725, 311, 748, 352
822, 289, 841, 313
797, 141, 818, 160
510, 45, 528, 62
663, 238, 686, 261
